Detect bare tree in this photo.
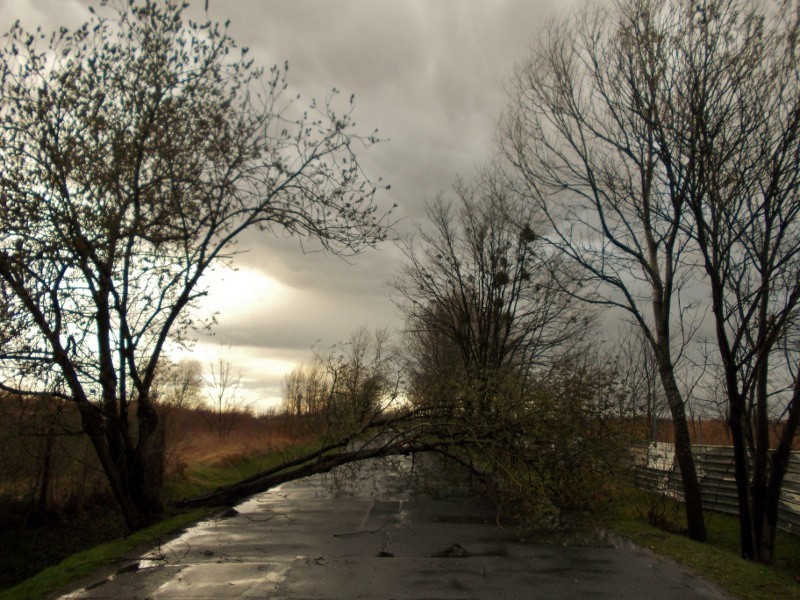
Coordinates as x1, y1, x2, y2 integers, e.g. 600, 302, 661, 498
282, 327, 402, 441
501, 0, 708, 540
385, 171, 632, 516
282, 360, 327, 417
671, 0, 800, 562
0, 0, 390, 529
205, 356, 247, 439
153, 359, 203, 409
318, 328, 399, 431
614, 325, 668, 439
393, 170, 585, 417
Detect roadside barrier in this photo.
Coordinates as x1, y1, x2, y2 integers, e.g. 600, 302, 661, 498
631, 442, 800, 534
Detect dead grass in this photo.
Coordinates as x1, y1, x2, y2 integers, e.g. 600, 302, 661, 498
0, 396, 321, 522
624, 417, 799, 449
163, 408, 319, 475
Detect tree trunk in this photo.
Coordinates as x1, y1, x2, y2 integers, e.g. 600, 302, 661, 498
656, 354, 707, 542
728, 401, 756, 560
129, 397, 164, 524
758, 382, 800, 564
82, 420, 146, 529
75, 401, 157, 530
723, 354, 798, 563
760, 448, 790, 564
751, 350, 771, 561
180, 439, 463, 509
756, 505, 776, 565
36, 425, 54, 514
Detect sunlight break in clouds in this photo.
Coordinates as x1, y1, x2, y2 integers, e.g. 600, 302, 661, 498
0, 0, 574, 411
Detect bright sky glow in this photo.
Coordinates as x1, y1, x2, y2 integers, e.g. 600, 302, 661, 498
201, 266, 288, 320
0, 0, 577, 413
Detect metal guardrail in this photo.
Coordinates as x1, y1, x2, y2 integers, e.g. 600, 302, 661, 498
632, 443, 800, 535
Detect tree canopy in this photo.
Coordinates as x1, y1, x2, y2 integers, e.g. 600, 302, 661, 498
0, 0, 391, 529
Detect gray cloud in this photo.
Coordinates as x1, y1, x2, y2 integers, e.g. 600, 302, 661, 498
205, 287, 395, 354
1, 0, 579, 410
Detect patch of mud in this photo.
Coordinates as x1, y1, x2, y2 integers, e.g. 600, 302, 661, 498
432, 514, 493, 525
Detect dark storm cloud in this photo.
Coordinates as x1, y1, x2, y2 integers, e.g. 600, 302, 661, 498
208, 1, 580, 360
216, 0, 573, 218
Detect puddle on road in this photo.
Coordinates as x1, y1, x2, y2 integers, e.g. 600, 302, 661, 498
59, 557, 167, 598
517, 527, 617, 548
433, 514, 494, 525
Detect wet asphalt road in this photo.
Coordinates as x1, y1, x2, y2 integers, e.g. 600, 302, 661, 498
59, 458, 729, 599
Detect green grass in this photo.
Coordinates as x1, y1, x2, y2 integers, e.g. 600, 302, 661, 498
597, 488, 800, 599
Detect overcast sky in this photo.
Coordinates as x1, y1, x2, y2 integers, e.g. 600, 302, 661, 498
0, 0, 580, 410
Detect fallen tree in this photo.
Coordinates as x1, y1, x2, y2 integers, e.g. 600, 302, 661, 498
179, 426, 462, 508
177, 403, 478, 508
179, 348, 626, 515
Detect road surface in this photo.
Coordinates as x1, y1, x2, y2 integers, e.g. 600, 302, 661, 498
59, 457, 729, 599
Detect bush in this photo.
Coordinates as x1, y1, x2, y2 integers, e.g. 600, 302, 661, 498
474, 355, 628, 524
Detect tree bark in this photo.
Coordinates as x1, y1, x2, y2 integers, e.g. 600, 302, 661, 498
728, 400, 756, 560
78, 406, 147, 530
759, 377, 800, 564
36, 425, 54, 514
130, 398, 165, 524
656, 357, 707, 542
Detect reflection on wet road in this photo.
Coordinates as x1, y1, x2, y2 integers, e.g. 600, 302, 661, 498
60, 457, 729, 599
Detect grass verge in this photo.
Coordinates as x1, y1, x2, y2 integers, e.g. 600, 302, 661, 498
597, 487, 800, 599
0, 508, 213, 600
163, 441, 319, 503
1, 441, 319, 600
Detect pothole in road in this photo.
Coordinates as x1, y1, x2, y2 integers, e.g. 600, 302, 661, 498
429, 543, 510, 558
116, 563, 140, 574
